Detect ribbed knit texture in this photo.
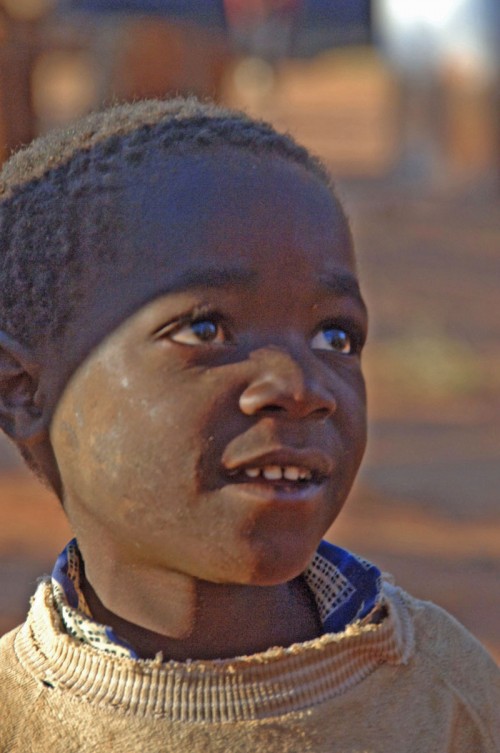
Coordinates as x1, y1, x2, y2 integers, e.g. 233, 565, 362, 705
1, 578, 499, 752
14, 579, 410, 721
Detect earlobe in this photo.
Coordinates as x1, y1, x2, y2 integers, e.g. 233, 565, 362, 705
0, 331, 48, 446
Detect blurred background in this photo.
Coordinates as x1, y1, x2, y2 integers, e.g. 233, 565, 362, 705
0, 0, 498, 662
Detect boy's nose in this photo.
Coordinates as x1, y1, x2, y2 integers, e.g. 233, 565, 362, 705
239, 346, 337, 420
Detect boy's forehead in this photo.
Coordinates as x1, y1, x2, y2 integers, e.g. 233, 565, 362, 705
116, 147, 352, 264
51, 149, 356, 376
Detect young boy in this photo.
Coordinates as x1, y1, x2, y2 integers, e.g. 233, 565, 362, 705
0, 98, 498, 752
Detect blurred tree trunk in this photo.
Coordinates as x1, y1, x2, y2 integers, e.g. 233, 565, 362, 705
0, 14, 38, 160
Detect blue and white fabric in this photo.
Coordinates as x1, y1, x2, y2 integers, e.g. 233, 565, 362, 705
51, 537, 383, 660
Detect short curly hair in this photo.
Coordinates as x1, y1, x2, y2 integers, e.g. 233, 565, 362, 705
0, 97, 333, 353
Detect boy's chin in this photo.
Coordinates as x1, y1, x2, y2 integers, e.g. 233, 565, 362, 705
234, 546, 319, 588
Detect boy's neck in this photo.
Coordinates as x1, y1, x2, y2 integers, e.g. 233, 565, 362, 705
81, 563, 321, 661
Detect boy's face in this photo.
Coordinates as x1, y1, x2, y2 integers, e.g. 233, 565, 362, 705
47, 148, 367, 587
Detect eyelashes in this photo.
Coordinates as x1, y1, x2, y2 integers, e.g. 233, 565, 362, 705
310, 327, 353, 354
311, 318, 365, 355
165, 316, 226, 346
153, 306, 228, 344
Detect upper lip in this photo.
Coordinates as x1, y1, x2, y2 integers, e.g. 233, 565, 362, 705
221, 447, 334, 478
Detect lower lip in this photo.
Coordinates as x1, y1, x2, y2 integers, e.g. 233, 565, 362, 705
222, 478, 327, 503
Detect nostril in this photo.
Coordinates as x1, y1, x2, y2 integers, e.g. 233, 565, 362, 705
239, 356, 337, 418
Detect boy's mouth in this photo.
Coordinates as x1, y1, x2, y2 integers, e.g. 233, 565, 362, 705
228, 464, 316, 483
222, 448, 332, 487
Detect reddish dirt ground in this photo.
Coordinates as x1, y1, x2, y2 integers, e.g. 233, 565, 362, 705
0, 181, 499, 665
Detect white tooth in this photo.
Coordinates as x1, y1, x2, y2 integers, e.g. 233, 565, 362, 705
298, 469, 312, 481
283, 466, 300, 481
263, 465, 283, 481
245, 467, 260, 478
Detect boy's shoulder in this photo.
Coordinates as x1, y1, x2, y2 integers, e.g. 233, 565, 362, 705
0, 623, 46, 747
386, 583, 500, 743
400, 583, 498, 675
0, 621, 34, 689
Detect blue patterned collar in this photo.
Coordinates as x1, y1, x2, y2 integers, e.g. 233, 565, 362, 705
51, 538, 383, 660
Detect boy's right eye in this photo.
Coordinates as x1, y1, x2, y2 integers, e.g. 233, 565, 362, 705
159, 316, 227, 346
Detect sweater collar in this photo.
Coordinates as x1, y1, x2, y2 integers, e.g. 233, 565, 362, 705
16, 577, 414, 721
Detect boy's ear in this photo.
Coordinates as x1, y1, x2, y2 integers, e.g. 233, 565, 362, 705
0, 331, 48, 446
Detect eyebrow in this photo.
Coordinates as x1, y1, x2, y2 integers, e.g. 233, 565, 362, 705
164, 267, 259, 292
319, 270, 367, 311
159, 266, 366, 310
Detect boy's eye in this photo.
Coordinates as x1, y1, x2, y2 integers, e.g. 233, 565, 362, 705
311, 326, 353, 354
168, 318, 226, 346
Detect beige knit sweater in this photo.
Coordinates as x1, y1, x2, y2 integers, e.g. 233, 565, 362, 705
0, 578, 499, 752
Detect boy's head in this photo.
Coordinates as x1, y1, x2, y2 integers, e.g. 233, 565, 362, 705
0, 98, 330, 356
0, 98, 367, 606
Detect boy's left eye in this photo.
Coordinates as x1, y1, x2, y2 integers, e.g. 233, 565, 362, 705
310, 326, 353, 354
168, 317, 226, 346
